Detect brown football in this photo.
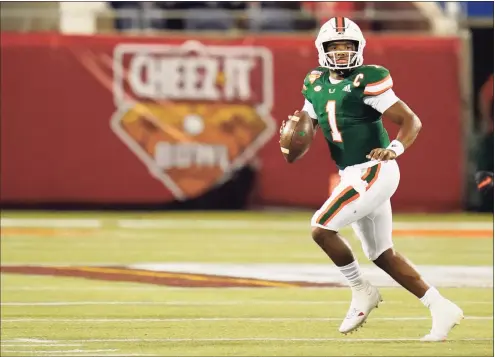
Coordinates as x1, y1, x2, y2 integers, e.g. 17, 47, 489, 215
279, 111, 315, 163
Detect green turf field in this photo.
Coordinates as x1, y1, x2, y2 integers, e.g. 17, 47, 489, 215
1, 211, 493, 356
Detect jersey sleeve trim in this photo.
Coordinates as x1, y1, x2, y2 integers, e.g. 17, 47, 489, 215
363, 89, 399, 114
364, 75, 393, 95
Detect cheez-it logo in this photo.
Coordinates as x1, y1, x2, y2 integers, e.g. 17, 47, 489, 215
111, 41, 275, 200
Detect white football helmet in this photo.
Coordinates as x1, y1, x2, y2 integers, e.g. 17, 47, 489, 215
315, 17, 366, 71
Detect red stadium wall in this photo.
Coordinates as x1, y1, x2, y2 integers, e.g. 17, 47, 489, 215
0, 33, 462, 211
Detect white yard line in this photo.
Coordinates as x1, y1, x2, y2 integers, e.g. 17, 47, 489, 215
8, 339, 59, 343
0, 344, 81, 347
2, 316, 492, 322
2, 337, 492, 343
1, 301, 348, 306
1, 300, 492, 306
57, 355, 155, 357
1, 218, 492, 231
1, 219, 101, 228
119, 219, 494, 230
2, 285, 493, 292
64, 355, 155, 357
100, 337, 494, 342
0, 350, 118, 354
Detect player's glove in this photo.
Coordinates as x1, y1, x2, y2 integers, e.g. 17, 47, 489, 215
475, 171, 494, 195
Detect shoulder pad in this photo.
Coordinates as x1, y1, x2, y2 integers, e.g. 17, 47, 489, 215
302, 67, 328, 98
303, 67, 328, 86
356, 65, 393, 96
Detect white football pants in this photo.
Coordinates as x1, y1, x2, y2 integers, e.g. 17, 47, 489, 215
311, 160, 400, 261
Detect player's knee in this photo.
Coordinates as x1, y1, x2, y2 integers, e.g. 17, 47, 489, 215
311, 226, 338, 247
371, 247, 395, 264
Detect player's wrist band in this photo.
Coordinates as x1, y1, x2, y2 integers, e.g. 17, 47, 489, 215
387, 140, 405, 156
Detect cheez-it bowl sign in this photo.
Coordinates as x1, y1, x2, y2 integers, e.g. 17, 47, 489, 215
111, 41, 276, 200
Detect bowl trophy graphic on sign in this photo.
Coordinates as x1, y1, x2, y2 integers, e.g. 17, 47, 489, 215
110, 41, 276, 200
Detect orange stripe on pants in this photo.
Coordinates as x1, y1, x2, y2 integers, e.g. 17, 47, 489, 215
322, 191, 360, 225
319, 163, 382, 226
366, 163, 381, 191
317, 186, 354, 224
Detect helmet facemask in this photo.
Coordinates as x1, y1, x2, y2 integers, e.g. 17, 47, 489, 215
320, 40, 363, 71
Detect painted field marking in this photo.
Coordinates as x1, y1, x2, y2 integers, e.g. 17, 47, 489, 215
8, 339, 59, 343
3, 263, 492, 288
2, 337, 492, 343
2, 316, 492, 322
1, 286, 177, 291
0, 219, 101, 228
71, 355, 155, 357
0, 350, 118, 354
117, 219, 494, 231
0, 344, 81, 347
1, 228, 98, 237
62, 355, 156, 357
1, 217, 492, 232
1, 300, 492, 306
2, 285, 494, 292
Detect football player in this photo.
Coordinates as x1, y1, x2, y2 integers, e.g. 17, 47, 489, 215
285, 17, 463, 341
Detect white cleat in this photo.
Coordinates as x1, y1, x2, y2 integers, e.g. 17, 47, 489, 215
339, 282, 382, 334
420, 299, 464, 342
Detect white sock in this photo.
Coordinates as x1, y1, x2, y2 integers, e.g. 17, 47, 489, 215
338, 260, 366, 291
420, 287, 443, 308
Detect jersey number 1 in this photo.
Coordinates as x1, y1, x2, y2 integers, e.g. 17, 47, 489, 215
325, 100, 343, 142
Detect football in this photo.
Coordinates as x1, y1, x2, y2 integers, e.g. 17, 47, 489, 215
279, 111, 315, 163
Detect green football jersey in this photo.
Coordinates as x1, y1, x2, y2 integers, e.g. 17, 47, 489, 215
302, 65, 393, 170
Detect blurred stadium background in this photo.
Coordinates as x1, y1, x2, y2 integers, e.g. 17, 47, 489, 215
0, 1, 493, 356
0, 0, 493, 212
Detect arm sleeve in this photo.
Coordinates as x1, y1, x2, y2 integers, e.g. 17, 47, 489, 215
363, 89, 400, 114
302, 99, 318, 119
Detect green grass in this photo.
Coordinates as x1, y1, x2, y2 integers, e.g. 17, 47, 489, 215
1, 230, 492, 265
1, 211, 492, 265
1, 276, 493, 356
0, 211, 493, 356
1, 231, 492, 265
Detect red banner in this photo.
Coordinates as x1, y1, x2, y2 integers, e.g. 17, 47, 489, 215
1, 33, 462, 211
